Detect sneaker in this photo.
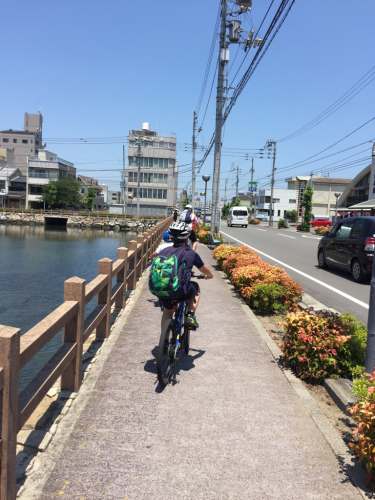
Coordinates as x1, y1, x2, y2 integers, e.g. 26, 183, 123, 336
186, 313, 199, 329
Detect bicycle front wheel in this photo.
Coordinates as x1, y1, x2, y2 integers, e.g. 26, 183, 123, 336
157, 319, 176, 386
182, 304, 190, 354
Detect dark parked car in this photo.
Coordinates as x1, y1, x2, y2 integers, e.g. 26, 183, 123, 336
311, 218, 332, 228
317, 216, 375, 282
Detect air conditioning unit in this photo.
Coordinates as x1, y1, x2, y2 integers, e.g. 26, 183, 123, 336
0, 189, 5, 193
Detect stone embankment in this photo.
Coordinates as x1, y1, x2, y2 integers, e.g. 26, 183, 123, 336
0, 213, 162, 231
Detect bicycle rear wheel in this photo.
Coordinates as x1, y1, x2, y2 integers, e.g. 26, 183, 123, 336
157, 319, 176, 386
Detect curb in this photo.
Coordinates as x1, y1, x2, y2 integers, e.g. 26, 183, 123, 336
218, 269, 372, 499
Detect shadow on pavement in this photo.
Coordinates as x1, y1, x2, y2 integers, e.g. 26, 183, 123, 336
143, 345, 205, 392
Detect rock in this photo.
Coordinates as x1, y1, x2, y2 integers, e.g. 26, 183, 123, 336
47, 387, 57, 398
82, 351, 94, 362
17, 429, 52, 452
59, 390, 77, 400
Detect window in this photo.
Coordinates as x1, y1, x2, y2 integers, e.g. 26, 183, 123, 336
351, 222, 363, 239
265, 196, 271, 203
335, 222, 354, 238
3, 138, 9, 143
233, 210, 248, 216
81, 188, 85, 193
163, 189, 167, 199
289, 199, 296, 203
158, 189, 163, 199
31, 140, 33, 144
13, 139, 17, 143
273, 198, 280, 203
22, 139, 28, 144
277, 210, 281, 216
30, 185, 43, 194
0, 181, 5, 190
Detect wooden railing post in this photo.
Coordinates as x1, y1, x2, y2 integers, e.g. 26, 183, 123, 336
97, 258, 113, 339
0, 326, 20, 500
61, 277, 85, 392
116, 247, 128, 309
142, 231, 150, 267
128, 241, 137, 291
136, 235, 144, 277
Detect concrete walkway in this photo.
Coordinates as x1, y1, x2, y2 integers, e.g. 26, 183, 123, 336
32, 244, 361, 499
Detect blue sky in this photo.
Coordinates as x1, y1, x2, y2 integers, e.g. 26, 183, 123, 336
1, 0, 374, 201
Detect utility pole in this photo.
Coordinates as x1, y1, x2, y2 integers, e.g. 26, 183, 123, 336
250, 158, 254, 218
122, 145, 126, 215
211, 0, 228, 234
135, 134, 142, 218
224, 179, 228, 203
267, 141, 277, 227
191, 111, 197, 213
235, 165, 240, 199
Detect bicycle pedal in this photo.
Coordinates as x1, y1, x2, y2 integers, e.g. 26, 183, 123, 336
188, 326, 196, 331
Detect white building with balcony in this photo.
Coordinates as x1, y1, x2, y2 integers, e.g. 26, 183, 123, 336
127, 123, 178, 215
26, 150, 76, 208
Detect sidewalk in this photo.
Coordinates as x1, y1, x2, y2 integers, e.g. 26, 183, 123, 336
23, 244, 362, 499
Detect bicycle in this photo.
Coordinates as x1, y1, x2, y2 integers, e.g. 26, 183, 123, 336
156, 274, 205, 387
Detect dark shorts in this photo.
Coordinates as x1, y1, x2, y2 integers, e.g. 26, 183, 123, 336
189, 230, 197, 243
160, 281, 200, 310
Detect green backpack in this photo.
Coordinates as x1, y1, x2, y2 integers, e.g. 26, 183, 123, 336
149, 246, 189, 298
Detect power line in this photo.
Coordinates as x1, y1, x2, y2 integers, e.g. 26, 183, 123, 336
196, 1, 221, 114
277, 64, 375, 143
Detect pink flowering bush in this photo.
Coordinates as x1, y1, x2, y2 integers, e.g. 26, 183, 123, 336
280, 310, 366, 384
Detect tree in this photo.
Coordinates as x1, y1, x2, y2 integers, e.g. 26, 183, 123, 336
40, 178, 83, 209
84, 186, 96, 211
284, 209, 297, 222
182, 197, 189, 209
300, 185, 314, 232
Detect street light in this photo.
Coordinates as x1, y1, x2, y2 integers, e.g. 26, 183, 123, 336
202, 175, 211, 226
334, 192, 340, 223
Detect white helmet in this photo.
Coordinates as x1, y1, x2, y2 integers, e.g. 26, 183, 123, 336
168, 222, 191, 240
185, 204, 192, 209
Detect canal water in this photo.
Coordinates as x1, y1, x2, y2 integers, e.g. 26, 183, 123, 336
0, 224, 140, 391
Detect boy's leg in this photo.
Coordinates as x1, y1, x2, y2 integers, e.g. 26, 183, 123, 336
161, 308, 174, 332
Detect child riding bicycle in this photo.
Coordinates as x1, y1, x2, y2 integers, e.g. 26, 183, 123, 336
149, 222, 213, 331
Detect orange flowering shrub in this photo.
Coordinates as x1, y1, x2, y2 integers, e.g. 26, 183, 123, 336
249, 218, 260, 225
231, 264, 302, 311
280, 311, 354, 383
197, 229, 209, 244
212, 245, 253, 267
348, 370, 375, 485
222, 252, 261, 278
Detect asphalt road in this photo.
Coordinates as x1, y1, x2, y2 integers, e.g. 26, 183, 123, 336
220, 221, 370, 324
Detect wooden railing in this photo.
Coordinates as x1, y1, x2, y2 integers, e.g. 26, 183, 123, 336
0, 207, 168, 220
0, 216, 172, 499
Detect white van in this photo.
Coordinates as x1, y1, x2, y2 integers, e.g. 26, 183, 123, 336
227, 207, 249, 227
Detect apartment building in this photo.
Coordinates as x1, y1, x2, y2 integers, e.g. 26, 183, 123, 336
0, 113, 44, 175
258, 189, 297, 221
27, 150, 76, 208
127, 123, 178, 215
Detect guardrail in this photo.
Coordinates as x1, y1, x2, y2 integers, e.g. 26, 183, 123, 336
0, 216, 172, 499
0, 207, 168, 219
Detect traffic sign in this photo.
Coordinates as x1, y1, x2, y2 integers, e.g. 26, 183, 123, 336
217, 202, 224, 208
249, 181, 257, 185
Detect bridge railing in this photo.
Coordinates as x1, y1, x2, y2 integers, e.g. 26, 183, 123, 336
0, 207, 168, 220
0, 216, 172, 500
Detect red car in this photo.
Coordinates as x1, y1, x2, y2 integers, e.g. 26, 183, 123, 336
311, 218, 332, 228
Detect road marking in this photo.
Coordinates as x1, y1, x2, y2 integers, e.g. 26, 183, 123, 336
220, 231, 369, 309
278, 234, 295, 239
256, 229, 267, 232
302, 235, 322, 240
